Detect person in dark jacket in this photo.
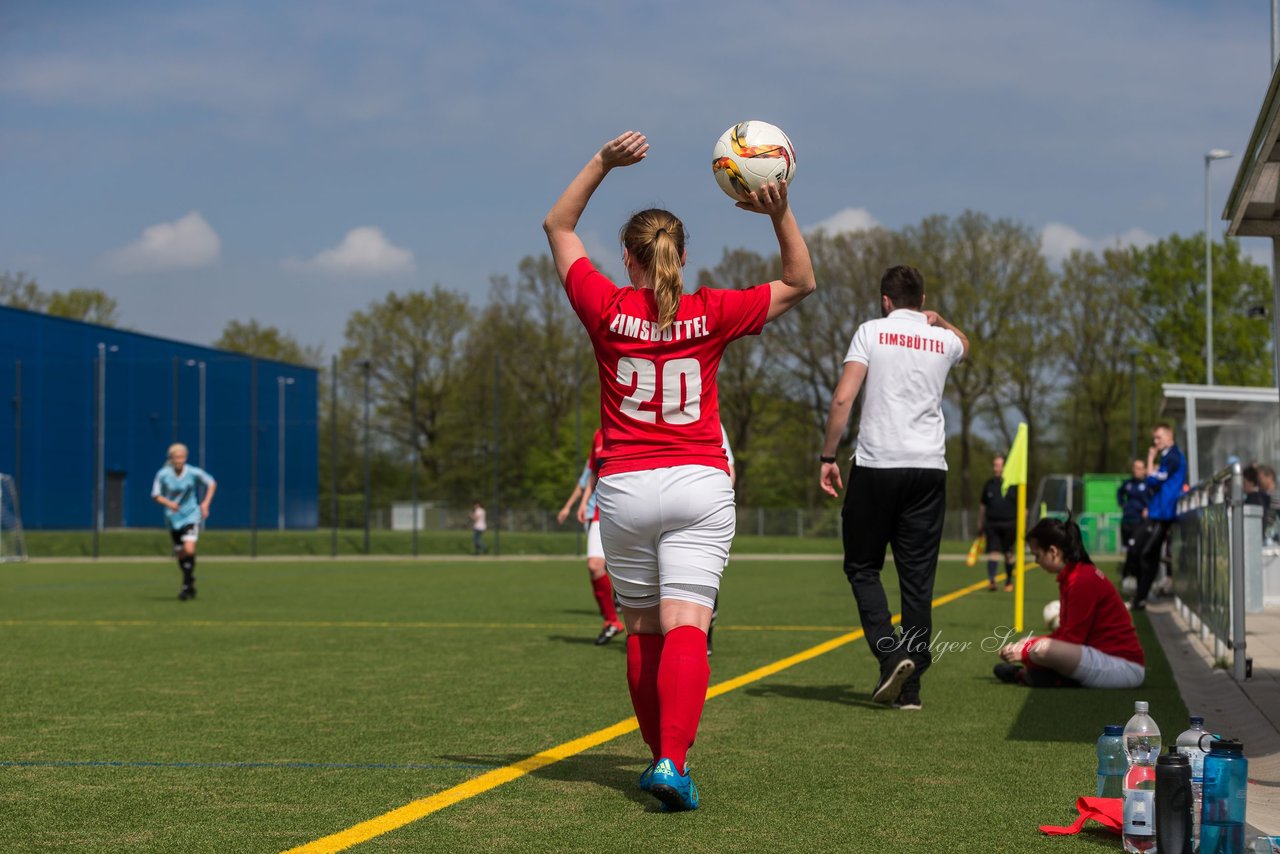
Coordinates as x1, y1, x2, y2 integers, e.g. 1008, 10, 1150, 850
1117, 459, 1149, 581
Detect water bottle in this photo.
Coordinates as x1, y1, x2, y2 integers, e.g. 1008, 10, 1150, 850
1176, 715, 1213, 846
1200, 739, 1247, 854
1156, 746, 1193, 854
1096, 724, 1126, 797
1123, 701, 1161, 853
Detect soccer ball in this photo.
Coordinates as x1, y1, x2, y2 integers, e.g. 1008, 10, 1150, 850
1043, 599, 1061, 632
1121, 576, 1138, 597
712, 121, 797, 202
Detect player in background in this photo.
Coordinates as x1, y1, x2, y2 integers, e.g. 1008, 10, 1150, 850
544, 130, 814, 811
557, 427, 625, 645
977, 455, 1017, 592
151, 443, 216, 601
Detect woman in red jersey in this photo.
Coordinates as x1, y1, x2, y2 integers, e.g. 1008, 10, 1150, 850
994, 517, 1145, 689
543, 131, 815, 811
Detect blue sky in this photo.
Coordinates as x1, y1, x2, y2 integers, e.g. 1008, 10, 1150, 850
1, 0, 1273, 353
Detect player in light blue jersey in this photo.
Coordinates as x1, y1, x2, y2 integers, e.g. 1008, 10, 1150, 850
151, 443, 217, 600
557, 428, 624, 644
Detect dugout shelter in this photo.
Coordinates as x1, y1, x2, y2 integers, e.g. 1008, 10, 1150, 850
0, 306, 318, 530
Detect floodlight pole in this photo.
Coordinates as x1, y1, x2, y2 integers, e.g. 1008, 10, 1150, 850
330, 354, 338, 558
1204, 150, 1234, 385
1129, 348, 1138, 463
362, 360, 372, 555
411, 351, 419, 558
185, 359, 206, 468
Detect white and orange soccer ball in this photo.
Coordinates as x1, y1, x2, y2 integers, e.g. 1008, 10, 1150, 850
711, 121, 797, 202
1043, 599, 1061, 632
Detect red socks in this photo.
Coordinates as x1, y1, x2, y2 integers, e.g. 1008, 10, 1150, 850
590, 573, 620, 625
656, 625, 710, 770
626, 633, 664, 761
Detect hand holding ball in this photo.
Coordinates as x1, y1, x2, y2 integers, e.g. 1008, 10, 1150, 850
712, 121, 797, 202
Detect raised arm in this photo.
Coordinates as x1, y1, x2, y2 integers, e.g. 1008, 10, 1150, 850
923, 311, 970, 360
735, 180, 816, 322
818, 360, 868, 497
543, 131, 649, 283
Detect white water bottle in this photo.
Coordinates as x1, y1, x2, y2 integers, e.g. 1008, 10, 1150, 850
1175, 715, 1212, 847
1122, 701, 1161, 853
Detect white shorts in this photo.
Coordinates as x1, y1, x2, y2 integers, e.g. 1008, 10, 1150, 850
595, 465, 735, 610
585, 520, 605, 561
1071, 645, 1145, 689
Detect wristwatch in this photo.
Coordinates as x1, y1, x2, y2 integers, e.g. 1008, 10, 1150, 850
819, 455, 837, 464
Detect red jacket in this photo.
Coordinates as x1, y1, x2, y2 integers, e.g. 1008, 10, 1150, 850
1022, 562, 1145, 666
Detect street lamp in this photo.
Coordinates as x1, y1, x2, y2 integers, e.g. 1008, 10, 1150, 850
1205, 148, 1233, 385
185, 359, 206, 468
277, 376, 295, 531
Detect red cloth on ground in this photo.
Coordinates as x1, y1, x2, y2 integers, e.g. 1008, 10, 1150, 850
626, 633, 664, 762
656, 625, 710, 769
1021, 562, 1145, 666
590, 573, 619, 624
1039, 797, 1122, 835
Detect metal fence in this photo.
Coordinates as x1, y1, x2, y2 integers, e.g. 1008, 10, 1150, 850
1170, 462, 1253, 681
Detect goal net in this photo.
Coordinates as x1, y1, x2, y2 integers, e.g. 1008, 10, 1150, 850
0, 473, 27, 562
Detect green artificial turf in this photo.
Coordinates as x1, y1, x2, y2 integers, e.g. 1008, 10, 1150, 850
0, 556, 1183, 852
22, 529, 981, 559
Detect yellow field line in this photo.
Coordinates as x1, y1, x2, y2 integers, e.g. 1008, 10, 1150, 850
281, 577, 992, 854
0, 618, 853, 633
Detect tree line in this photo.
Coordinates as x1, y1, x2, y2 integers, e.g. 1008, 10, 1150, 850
6, 213, 1273, 527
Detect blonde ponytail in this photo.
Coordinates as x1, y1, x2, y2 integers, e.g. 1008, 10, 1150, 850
620, 209, 686, 331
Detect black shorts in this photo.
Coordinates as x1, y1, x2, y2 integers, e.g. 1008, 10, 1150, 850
985, 521, 1016, 555
169, 524, 198, 546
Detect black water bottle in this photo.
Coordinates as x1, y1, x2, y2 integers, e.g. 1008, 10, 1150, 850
1156, 744, 1193, 854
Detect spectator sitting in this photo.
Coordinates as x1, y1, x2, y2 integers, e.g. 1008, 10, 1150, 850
1258, 464, 1278, 540
993, 516, 1145, 689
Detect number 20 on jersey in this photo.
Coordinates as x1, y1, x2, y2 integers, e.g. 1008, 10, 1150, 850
616, 357, 702, 425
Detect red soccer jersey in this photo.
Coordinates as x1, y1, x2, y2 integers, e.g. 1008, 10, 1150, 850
1022, 562, 1146, 666
564, 257, 770, 477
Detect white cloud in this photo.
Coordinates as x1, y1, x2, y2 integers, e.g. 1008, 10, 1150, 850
1039, 222, 1157, 264
104, 211, 220, 273
287, 227, 415, 276
807, 207, 881, 235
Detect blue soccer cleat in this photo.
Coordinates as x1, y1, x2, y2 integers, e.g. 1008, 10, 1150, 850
638, 760, 656, 791
648, 757, 699, 811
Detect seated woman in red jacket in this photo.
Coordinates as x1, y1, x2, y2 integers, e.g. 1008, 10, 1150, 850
994, 517, 1145, 688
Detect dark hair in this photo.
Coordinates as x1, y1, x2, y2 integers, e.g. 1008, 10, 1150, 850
880, 265, 925, 310
1244, 464, 1260, 487
1026, 516, 1092, 565
620, 209, 686, 331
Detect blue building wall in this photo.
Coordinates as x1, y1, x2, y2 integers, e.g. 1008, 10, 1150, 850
0, 306, 319, 530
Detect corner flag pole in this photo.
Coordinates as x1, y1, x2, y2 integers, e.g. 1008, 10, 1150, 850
1003, 423, 1029, 633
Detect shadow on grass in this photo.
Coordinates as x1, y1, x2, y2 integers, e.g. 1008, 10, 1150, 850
545, 635, 626, 653
439, 752, 659, 810
1004, 610, 1188, 743
741, 683, 892, 710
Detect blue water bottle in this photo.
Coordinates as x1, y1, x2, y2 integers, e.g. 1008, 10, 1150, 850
1200, 739, 1248, 854
1097, 724, 1126, 798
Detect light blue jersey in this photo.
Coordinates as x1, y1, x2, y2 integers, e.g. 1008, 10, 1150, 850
152, 464, 214, 530
577, 462, 599, 519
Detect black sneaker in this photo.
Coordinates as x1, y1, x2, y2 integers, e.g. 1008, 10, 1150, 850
871, 657, 915, 704
893, 691, 922, 710
178, 585, 196, 601
594, 622, 622, 645
993, 663, 1022, 684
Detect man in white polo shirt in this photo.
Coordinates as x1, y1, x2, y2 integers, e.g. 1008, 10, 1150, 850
818, 265, 969, 711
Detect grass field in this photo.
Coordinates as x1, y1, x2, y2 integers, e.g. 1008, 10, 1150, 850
0, 555, 1182, 852
20, 528, 979, 559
